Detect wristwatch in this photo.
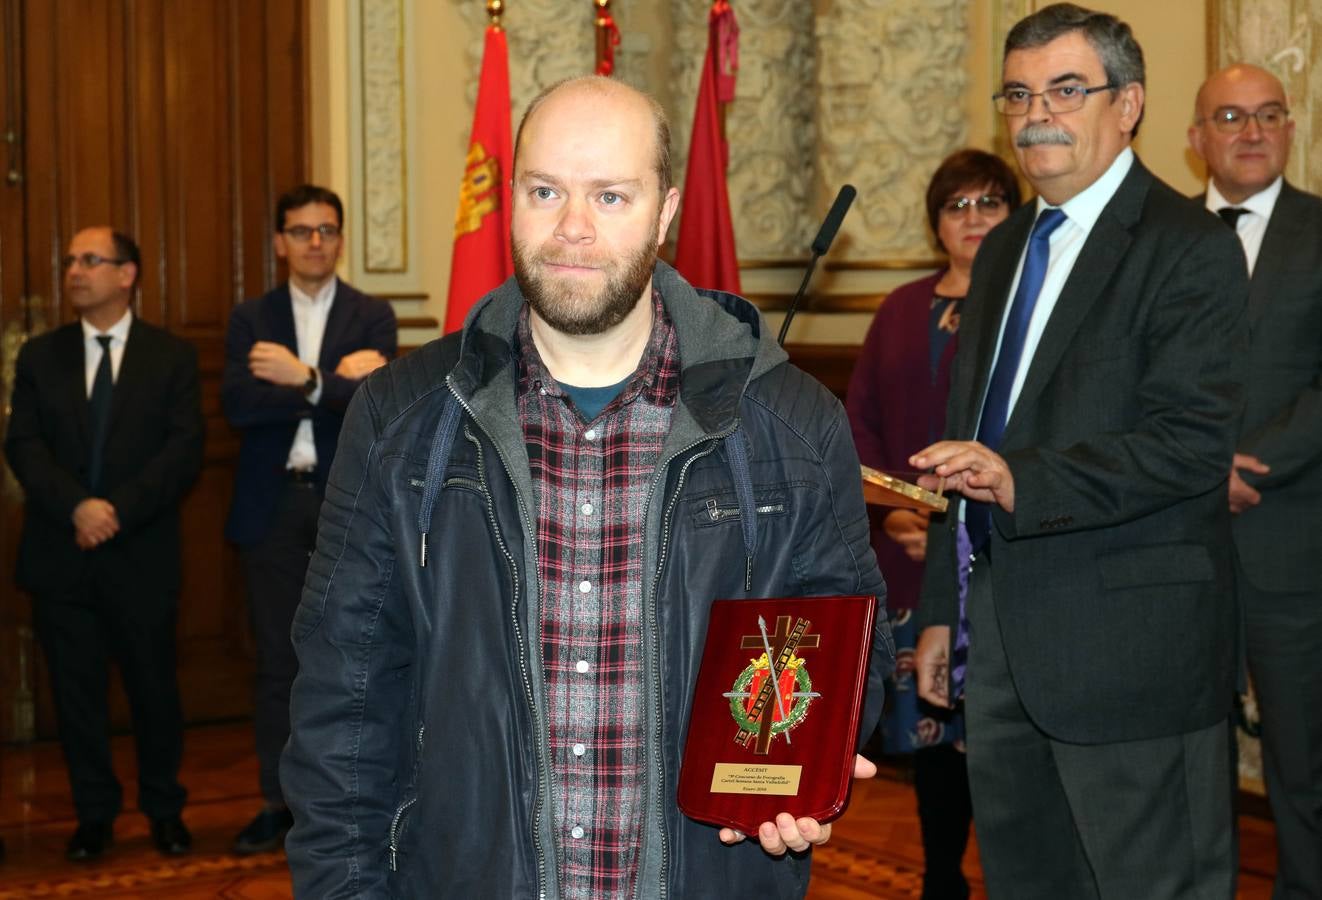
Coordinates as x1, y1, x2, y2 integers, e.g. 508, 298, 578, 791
301, 365, 319, 397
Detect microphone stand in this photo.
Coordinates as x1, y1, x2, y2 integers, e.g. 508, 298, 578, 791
777, 184, 857, 347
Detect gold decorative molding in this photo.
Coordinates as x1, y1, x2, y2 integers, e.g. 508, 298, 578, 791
360, 0, 409, 273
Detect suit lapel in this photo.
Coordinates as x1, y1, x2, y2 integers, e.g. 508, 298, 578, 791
107, 318, 147, 442
1005, 161, 1148, 439
319, 281, 356, 369
60, 325, 92, 447
1248, 183, 1294, 325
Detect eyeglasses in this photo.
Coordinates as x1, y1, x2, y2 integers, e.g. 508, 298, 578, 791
1200, 103, 1290, 134
942, 195, 1007, 217
993, 83, 1116, 116
282, 224, 341, 242
61, 253, 127, 271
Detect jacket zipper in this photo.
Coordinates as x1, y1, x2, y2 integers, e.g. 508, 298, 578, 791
639, 433, 727, 900
387, 725, 425, 872
704, 500, 784, 521
447, 382, 551, 898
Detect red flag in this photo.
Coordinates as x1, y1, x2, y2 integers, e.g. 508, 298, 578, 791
673, 1, 741, 295
444, 25, 513, 334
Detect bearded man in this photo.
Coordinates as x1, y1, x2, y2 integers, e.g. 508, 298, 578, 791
279, 75, 893, 899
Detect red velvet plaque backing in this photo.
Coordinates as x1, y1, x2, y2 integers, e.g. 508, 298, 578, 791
677, 595, 877, 834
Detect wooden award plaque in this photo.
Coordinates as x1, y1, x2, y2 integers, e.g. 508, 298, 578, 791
677, 595, 877, 834
861, 465, 948, 512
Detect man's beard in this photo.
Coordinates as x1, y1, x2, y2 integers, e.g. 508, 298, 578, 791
513, 231, 658, 336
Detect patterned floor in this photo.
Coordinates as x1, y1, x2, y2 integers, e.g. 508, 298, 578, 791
0, 723, 1276, 898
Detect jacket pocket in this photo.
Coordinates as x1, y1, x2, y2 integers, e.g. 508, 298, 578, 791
1096, 542, 1214, 590
689, 487, 791, 528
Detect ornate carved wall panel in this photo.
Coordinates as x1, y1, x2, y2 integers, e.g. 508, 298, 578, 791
361, 0, 409, 272
455, 0, 647, 133
671, 2, 816, 260
1212, 0, 1322, 193
815, 0, 969, 262
668, 1, 970, 263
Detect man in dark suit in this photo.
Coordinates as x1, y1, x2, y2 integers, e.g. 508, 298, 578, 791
5, 227, 203, 861
221, 184, 396, 853
1190, 62, 1322, 899
909, 5, 1247, 897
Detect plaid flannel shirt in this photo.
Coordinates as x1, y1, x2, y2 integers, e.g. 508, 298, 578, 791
517, 291, 679, 898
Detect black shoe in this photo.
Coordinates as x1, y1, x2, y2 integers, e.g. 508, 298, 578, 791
232, 807, 293, 855
66, 821, 113, 861
150, 816, 192, 855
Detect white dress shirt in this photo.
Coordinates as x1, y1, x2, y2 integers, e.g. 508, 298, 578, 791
960, 149, 1135, 524
82, 308, 133, 396
286, 277, 337, 471
1205, 175, 1281, 277
994, 146, 1136, 419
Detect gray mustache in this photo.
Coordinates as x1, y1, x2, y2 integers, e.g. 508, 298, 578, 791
1016, 124, 1075, 147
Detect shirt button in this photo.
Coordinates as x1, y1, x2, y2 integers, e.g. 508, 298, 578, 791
576, 659, 590, 674
572, 743, 586, 757
584, 428, 597, 440
580, 502, 594, 516
571, 826, 585, 839
578, 580, 591, 594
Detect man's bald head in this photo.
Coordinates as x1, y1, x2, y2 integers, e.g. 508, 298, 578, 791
1188, 62, 1293, 203
514, 75, 673, 196
1194, 63, 1286, 119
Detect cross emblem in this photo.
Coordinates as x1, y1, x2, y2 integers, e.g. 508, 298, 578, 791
734, 615, 820, 753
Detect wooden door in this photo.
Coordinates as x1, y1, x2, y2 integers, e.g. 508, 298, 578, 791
0, 0, 307, 739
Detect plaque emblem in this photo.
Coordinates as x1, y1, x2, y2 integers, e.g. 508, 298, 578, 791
724, 615, 822, 754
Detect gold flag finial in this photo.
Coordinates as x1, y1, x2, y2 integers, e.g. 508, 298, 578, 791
486, 0, 503, 29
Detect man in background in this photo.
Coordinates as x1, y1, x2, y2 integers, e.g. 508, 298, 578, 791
221, 185, 396, 854
6, 227, 203, 861
1190, 62, 1322, 899
913, 4, 1247, 896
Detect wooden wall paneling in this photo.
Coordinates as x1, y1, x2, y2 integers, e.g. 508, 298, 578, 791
5, 0, 310, 737
164, 0, 233, 334
128, 0, 166, 327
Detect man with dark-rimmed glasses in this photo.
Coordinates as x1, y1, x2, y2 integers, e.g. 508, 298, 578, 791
221, 184, 396, 854
6, 227, 203, 861
1190, 62, 1322, 900
911, 4, 1247, 896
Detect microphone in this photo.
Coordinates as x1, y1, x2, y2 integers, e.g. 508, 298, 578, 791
778, 185, 857, 346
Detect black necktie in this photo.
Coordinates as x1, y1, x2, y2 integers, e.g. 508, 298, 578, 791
1218, 207, 1248, 231
87, 335, 114, 492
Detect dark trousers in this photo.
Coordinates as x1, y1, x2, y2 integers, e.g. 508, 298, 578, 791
33, 571, 185, 824
964, 559, 1235, 899
1240, 567, 1322, 900
914, 743, 972, 900
239, 480, 322, 806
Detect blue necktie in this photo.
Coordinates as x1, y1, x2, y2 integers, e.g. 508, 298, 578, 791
966, 207, 1067, 553
87, 335, 114, 492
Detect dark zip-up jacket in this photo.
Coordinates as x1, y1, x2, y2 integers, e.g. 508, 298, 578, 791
281, 262, 893, 898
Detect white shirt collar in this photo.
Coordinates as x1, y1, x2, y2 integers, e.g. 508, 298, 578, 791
81, 307, 133, 343
1040, 146, 1135, 232
290, 276, 338, 308
1205, 175, 1283, 220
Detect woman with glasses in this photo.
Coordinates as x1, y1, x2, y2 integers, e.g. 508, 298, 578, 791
846, 148, 1020, 900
